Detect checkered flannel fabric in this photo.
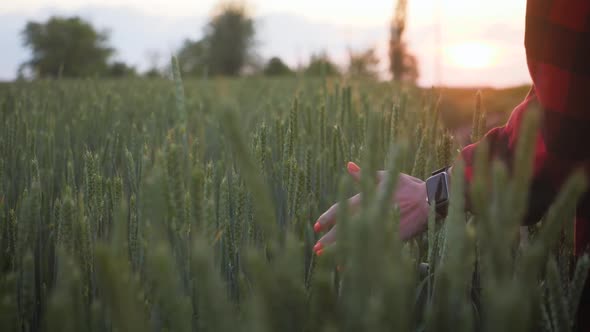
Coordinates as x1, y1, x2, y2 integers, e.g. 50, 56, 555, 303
459, 2, 589, 326
460, 0, 590, 255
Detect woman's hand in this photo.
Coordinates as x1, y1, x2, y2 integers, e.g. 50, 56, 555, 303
312, 162, 430, 255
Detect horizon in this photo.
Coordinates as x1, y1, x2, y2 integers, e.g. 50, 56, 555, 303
0, 0, 532, 88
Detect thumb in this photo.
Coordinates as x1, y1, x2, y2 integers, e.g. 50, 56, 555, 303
347, 162, 361, 182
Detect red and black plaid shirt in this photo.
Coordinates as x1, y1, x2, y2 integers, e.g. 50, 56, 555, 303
461, 0, 590, 254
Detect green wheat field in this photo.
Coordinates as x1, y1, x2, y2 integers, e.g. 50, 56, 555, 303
0, 59, 588, 332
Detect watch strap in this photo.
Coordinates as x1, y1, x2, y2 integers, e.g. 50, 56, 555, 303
426, 167, 451, 219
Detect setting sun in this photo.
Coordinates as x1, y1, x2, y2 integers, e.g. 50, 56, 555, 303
445, 42, 499, 69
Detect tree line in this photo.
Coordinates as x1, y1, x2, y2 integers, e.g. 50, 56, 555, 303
19, 2, 418, 82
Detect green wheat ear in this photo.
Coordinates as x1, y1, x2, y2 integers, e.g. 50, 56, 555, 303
128, 194, 140, 270
3, 211, 15, 271
471, 90, 484, 143
546, 256, 570, 332
94, 244, 150, 332
521, 171, 587, 276
171, 55, 186, 123
569, 255, 590, 328
220, 108, 277, 246
0, 271, 18, 330
4, 72, 589, 332
19, 251, 36, 331
46, 252, 87, 332
437, 130, 453, 168
411, 134, 427, 179
190, 237, 237, 332
191, 163, 204, 229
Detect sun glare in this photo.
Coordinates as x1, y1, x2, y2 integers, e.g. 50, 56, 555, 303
445, 42, 499, 69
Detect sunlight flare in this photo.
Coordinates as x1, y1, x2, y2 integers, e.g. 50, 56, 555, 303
445, 42, 499, 69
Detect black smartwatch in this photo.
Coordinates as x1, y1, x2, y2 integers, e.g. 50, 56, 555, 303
426, 167, 451, 219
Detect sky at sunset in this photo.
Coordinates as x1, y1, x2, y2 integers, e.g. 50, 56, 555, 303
0, 0, 531, 87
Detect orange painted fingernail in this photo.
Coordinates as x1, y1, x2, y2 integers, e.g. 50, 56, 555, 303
347, 162, 360, 173
313, 222, 322, 233
313, 243, 323, 252
316, 249, 324, 256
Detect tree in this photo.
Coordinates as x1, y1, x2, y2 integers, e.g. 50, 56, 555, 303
176, 2, 256, 77
143, 68, 162, 79
347, 48, 380, 80
177, 39, 208, 77
388, 0, 419, 83
304, 53, 340, 77
203, 2, 256, 76
263, 57, 293, 76
401, 52, 419, 84
143, 50, 163, 78
20, 16, 113, 78
108, 61, 137, 78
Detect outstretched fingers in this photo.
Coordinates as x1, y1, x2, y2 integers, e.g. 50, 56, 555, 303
347, 161, 387, 184
313, 226, 337, 255
347, 162, 362, 181
313, 193, 362, 233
